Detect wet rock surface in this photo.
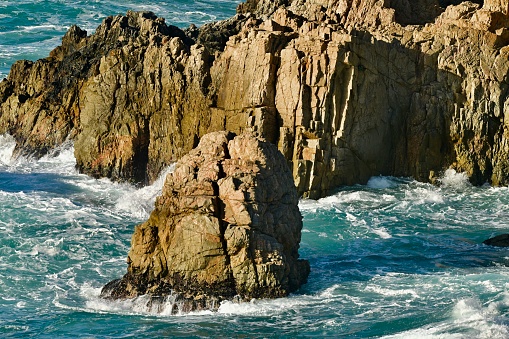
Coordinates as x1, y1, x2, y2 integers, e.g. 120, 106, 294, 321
101, 132, 309, 312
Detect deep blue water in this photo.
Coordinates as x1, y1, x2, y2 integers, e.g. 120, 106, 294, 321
2, 1, 509, 338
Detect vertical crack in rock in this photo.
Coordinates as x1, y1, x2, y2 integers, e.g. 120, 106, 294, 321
213, 135, 237, 297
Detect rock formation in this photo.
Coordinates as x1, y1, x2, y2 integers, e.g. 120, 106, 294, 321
2, 1, 509, 197
483, 234, 509, 247
101, 131, 310, 312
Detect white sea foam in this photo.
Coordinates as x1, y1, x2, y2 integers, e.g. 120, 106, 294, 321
367, 176, 398, 189
0, 135, 77, 174
30, 238, 63, 257
0, 134, 16, 166
114, 164, 175, 219
80, 285, 214, 317
405, 187, 444, 204
438, 169, 471, 189
78, 280, 322, 319
17, 24, 68, 32
298, 198, 321, 213
129, 4, 166, 13
0, 325, 29, 332
184, 10, 217, 20
371, 227, 392, 239
382, 297, 509, 339
365, 285, 420, 298
382, 284, 509, 339
0, 133, 174, 220
217, 295, 314, 316
319, 284, 341, 298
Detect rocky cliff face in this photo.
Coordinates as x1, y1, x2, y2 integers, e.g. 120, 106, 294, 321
101, 131, 310, 312
2, 1, 509, 197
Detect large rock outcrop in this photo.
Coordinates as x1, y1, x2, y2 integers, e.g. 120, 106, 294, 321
2, 1, 509, 197
101, 131, 310, 311
0, 12, 247, 184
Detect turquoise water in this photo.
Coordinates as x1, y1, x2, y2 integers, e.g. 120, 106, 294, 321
2, 137, 509, 339
2, 1, 509, 338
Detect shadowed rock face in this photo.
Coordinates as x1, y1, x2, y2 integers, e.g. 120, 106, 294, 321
2, 1, 509, 197
101, 131, 310, 312
483, 234, 509, 247
0, 11, 247, 184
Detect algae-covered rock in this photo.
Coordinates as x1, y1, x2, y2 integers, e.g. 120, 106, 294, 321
483, 234, 509, 247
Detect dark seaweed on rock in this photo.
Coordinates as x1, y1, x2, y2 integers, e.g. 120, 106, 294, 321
483, 234, 509, 247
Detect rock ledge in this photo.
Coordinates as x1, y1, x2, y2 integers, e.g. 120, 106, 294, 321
483, 234, 509, 247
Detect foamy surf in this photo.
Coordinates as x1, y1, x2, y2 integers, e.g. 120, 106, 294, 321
0, 134, 16, 166
114, 164, 175, 219
439, 169, 471, 189
3, 163, 509, 337
367, 176, 401, 189
0, 134, 176, 222
381, 296, 509, 339
0, 134, 77, 174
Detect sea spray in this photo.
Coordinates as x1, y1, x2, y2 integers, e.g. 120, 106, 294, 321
438, 169, 471, 189
114, 164, 175, 219
3, 160, 509, 336
0, 134, 16, 166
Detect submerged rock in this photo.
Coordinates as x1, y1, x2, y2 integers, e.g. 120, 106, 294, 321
101, 131, 310, 312
3, 1, 509, 197
483, 234, 509, 247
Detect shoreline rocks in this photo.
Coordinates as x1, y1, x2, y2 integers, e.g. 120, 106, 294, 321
2, 1, 509, 198
101, 131, 310, 312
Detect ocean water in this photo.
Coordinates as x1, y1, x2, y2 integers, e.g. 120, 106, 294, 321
0, 0, 239, 80
2, 1, 509, 338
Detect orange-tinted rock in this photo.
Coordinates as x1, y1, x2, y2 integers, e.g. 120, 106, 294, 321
101, 131, 309, 312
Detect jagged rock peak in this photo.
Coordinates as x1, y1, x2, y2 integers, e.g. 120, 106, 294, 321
484, 0, 508, 14
101, 131, 310, 313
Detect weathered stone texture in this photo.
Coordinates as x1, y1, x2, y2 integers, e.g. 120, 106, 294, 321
101, 131, 309, 310
3, 1, 509, 197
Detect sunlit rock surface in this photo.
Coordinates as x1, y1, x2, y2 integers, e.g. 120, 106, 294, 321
2, 1, 509, 197
101, 132, 309, 312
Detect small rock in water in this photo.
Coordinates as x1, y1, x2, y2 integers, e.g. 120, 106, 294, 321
101, 131, 310, 313
483, 234, 509, 247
